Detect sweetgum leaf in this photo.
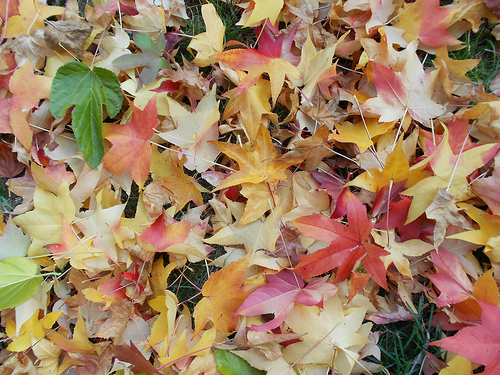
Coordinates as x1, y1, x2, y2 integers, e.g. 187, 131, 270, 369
214, 349, 265, 375
112, 32, 170, 88
50, 61, 123, 169
0, 257, 42, 310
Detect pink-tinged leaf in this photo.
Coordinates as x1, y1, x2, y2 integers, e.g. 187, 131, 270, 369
430, 301, 500, 375
140, 211, 191, 252
215, 47, 300, 105
474, 153, 500, 215
361, 42, 445, 125
397, 0, 459, 47
0, 98, 10, 133
9, 60, 52, 149
427, 248, 473, 307
235, 269, 337, 331
293, 192, 389, 289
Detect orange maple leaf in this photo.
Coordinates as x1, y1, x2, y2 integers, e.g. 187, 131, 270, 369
211, 125, 304, 191
193, 256, 249, 335
8, 60, 52, 149
150, 147, 206, 211
103, 97, 159, 187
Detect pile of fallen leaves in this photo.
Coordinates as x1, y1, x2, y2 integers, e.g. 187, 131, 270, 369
1, 0, 500, 373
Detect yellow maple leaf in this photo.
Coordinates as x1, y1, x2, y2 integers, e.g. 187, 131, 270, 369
150, 147, 207, 212
282, 294, 372, 374
216, 47, 300, 106
211, 125, 305, 191
448, 204, 500, 263
222, 78, 278, 142
330, 118, 395, 153
347, 136, 427, 193
238, 0, 284, 27
45, 217, 111, 276
403, 128, 500, 223
4, 0, 63, 38
13, 181, 76, 261
6, 310, 62, 352
188, 3, 225, 67
148, 291, 179, 352
371, 229, 434, 277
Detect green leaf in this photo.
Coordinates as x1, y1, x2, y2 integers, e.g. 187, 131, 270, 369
49, 61, 123, 168
214, 349, 265, 375
0, 257, 43, 310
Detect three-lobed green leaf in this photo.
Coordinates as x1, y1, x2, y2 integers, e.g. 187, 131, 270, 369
0, 257, 43, 310
50, 61, 123, 168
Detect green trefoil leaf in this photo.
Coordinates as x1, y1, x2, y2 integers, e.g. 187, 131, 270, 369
49, 61, 123, 169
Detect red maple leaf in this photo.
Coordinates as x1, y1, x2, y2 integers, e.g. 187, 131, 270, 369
430, 301, 500, 375
293, 191, 389, 289
102, 97, 159, 187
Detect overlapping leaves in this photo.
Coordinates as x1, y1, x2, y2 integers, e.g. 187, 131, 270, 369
1, 0, 500, 374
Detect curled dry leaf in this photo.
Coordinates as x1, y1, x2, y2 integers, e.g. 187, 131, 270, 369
44, 21, 92, 60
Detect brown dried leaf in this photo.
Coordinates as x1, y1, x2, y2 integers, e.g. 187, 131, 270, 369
0, 142, 24, 178
426, 188, 474, 249
44, 21, 92, 60
247, 331, 303, 360
6, 29, 53, 70
270, 224, 307, 266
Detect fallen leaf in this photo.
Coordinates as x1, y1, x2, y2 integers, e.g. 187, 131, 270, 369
236, 269, 337, 331
361, 41, 446, 124
430, 301, 500, 375
293, 191, 389, 289
112, 342, 162, 375
211, 125, 304, 191
428, 248, 473, 307
13, 182, 76, 259
188, 3, 225, 67
216, 44, 300, 106
103, 97, 159, 187
158, 88, 220, 172
193, 256, 249, 335
395, 0, 460, 47
282, 294, 372, 374
238, 0, 284, 27
50, 61, 123, 168
3, 0, 63, 38
8, 60, 52, 149
44, 21, 93, 60
222, 78, 278, 142
0, 142, 24, 178
113, 32, 169, 88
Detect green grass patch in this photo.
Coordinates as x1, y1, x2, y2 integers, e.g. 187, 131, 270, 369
371, 296, 445, 375
450, 22, 500, 91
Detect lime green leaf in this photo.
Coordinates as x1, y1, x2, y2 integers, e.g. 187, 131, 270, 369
0, 257, 42, 310
214, 349, 265, 375
49, 61, 123, 168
